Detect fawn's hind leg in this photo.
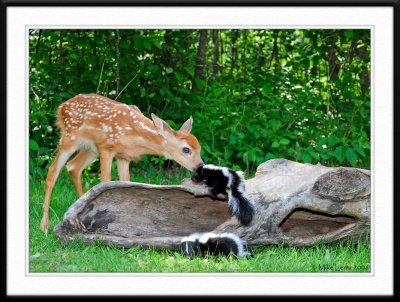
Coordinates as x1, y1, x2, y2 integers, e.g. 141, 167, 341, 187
66, 149, 98, 197
40, 140, 77, 234
117, 158, 131, 181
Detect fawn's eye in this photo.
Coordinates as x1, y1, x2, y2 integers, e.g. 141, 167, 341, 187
182, 147, 191, 154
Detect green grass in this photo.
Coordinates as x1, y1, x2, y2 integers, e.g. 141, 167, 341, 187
29, 166, 371, 273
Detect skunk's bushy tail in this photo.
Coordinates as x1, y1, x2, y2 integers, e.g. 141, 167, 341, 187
228, 187, 255, 226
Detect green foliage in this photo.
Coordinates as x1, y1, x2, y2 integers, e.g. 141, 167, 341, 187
29, 29, 370, 180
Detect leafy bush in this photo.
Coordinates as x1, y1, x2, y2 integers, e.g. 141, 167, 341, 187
29, 29, 370, 180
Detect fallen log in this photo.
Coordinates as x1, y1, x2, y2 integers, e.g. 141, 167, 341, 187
54, 158, 370, 249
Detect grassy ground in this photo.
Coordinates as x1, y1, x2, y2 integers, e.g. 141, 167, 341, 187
29, 166, 371, 273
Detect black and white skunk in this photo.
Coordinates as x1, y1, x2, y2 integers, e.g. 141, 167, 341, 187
191, 164, 255, 225
180, 232, 253, 258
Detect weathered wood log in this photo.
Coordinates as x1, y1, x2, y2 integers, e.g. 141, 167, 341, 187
54, 159, 370, 249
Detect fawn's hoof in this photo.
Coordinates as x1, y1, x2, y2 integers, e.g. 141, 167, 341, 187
40, 218, 49, 235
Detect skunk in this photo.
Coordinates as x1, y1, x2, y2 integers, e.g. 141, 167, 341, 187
180, 232, 253, 258
191, 164, 255, 225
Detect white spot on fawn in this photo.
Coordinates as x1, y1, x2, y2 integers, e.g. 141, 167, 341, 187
139, 122, 157, 134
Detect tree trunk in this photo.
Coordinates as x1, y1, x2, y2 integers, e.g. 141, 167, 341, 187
230, 30, 239, 76
256, 30, 266, 67
356, 45, 369, 98
35, 29, 42, 54
328, 47, 339, 81
269, 31, 280, 69
55, 159, 370, 249
57, 31, 63, 62
212, 29, 219, 76
192, 29, 208, 92
115, 29, 121, 96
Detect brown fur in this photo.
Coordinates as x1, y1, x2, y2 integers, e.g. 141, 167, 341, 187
40, 93, 203, 234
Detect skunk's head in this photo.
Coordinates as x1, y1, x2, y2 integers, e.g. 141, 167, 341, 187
191, 163, 205, 182
180, 239, 199, 257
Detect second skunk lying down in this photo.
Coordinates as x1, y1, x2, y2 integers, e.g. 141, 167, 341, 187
180, 232, 253, 258
192, 164, 255, 225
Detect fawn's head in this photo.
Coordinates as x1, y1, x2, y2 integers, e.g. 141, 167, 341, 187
151, 113, 204, 171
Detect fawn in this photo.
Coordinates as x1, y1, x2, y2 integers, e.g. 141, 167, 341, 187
40, 93, 204, 234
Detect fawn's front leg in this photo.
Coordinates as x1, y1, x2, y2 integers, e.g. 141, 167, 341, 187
99, 151, 115, 182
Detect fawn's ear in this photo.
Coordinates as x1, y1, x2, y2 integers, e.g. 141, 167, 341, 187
179, 116, 193, 134
151, 113, 174, 135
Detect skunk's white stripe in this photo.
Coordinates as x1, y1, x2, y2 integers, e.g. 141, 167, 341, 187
202, 164, 224, 171
185, 242, 189, 255
218, 232, 245, 257
236, 170, 245, 180
221, 168, 233, 190
227, 194, 239, 214
198, 232, 218, 244
236, 181, 245, 194
181, 232, 202, 243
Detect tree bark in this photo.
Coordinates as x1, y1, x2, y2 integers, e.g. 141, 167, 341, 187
35, 29, 42, 55
115, 29, 121, 96
269, 31, 280, 69
192, 29, 208, 92
328, 47, 339, 81
212, 29, 219, 76
356, 45, 369, 98
230, 30, 239, 76
57, 31, 63, 62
